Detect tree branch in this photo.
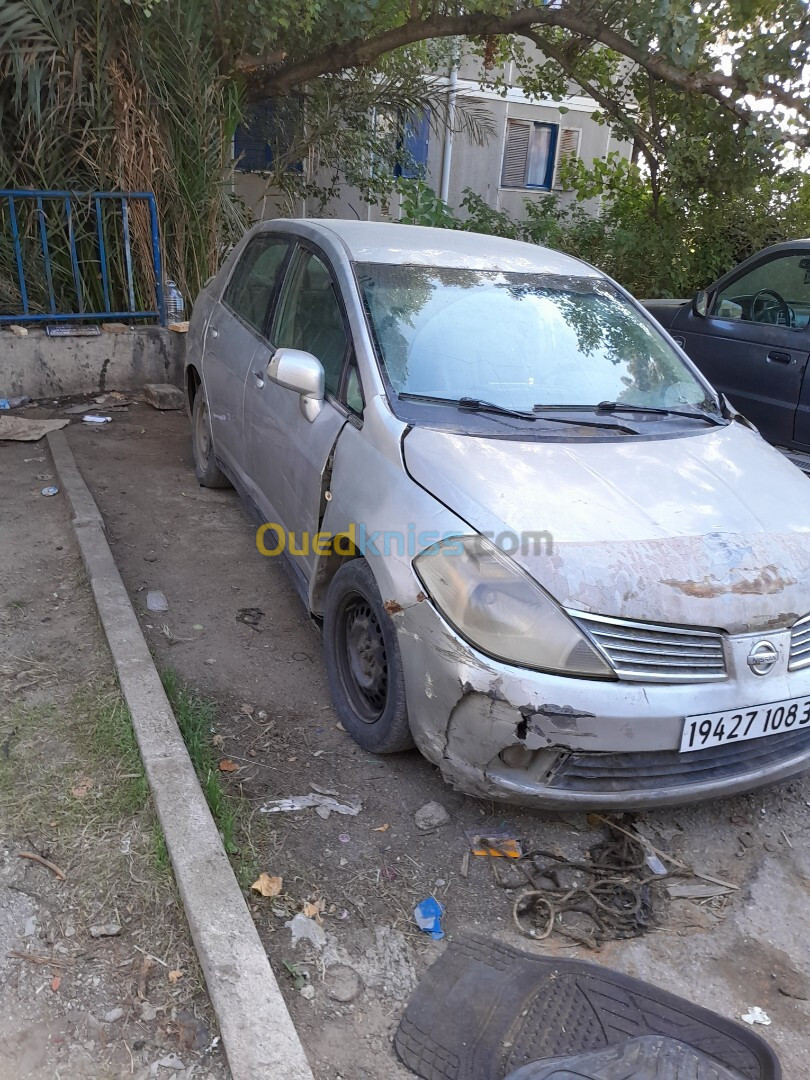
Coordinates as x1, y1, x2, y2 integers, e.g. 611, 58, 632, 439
524, 29, 667, 160
247, 4, 760, 104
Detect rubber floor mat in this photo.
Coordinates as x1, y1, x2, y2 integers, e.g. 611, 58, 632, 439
505, 1035, 750, 1079
394, 935, 780, 1080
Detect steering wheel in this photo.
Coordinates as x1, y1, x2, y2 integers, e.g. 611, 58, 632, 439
750, 288, 792, 326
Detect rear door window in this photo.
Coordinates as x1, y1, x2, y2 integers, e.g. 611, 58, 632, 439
223, 236, 290, 336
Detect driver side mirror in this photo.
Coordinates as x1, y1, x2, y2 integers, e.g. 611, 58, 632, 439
267, 347, 325, 422
692, 289, 710, 318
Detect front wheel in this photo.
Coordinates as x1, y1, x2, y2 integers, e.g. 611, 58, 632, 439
191, 390, 231, 489
323, 559, 413, 753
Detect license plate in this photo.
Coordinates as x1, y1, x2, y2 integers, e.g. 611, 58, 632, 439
680, 695, 810, 753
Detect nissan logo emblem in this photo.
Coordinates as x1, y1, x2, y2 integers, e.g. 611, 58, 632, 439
747, 640, 778, 676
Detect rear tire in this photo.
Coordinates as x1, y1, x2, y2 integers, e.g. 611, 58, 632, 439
191, 390, 231, 489
323, 560, 413, 754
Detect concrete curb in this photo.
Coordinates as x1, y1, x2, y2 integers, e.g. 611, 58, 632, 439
47, 430, 314, 1080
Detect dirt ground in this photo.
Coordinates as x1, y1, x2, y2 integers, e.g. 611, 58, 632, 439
11, 398, 810, 1078
0, 435, 229, 1080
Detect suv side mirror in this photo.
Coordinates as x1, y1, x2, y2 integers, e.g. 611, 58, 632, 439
692, 289, 710, 318
267, 347, 325, 421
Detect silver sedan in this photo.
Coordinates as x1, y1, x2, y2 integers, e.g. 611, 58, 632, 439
186, 219, 810, 808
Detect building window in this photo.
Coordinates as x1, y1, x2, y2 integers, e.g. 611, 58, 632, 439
234, 99, 301, 174
501, 120, 581, 190
394, 109, 430, 178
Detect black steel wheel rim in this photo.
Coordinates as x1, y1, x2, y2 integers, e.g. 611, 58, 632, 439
335, 592, 389, 723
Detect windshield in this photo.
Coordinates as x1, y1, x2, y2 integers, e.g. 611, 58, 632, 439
358, 264, 715, 414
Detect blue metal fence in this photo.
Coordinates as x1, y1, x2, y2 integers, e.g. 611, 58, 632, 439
0, 190, 166, 326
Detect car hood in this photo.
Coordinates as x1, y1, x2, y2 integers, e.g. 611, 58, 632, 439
403, 423, 810, 634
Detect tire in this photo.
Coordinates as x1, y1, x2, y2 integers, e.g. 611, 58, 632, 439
191, 389, 231, 489
323, 559, 414, 753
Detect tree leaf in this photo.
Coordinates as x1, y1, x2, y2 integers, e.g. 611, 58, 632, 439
251, 873, 283, 897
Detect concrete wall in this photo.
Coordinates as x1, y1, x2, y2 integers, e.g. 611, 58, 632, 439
0, 326, 185, 399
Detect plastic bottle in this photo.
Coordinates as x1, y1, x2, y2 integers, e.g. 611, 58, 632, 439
165, 279, 185, 324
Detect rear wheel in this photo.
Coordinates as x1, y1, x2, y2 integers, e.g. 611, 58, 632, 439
191, 390, 231, 489
324, 560, 413, 753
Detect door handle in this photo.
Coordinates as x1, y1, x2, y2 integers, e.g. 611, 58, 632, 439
768, 350, 791, 364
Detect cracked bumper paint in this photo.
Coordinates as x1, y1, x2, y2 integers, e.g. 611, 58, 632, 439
396, 599, 810, 809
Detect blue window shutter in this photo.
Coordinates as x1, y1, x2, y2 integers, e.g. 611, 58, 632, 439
395, 109, 430, 178
234, 100, 276, 173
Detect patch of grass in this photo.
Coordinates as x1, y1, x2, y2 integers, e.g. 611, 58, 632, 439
161, 669, 240, 855
88, 690, 150, 815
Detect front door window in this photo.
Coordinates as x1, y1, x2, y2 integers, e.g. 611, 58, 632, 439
272, 252, 349, 396
712, 254, 810, 328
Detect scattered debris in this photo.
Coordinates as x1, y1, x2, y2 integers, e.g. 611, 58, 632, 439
740, 1006, 772, 1026
40, 485, 59, 497
325, 964, 364, 1003
414, 801, 450, 831
509, 818, 662, 948
338, 833, 351, 843
103, 1008, 124, 1023
8, 324, 29, 336
0, 416, 69, 441
236, 606, 266, 630
466, 830, 523, 858
101, 322, 130, 334
82, 414, 112, 424
45, 324, 100, 337
167, 969, 184, 984
373, 824, 391, 833
299, 983, 315, 1001
89, 922, 122, 938
146, 589, 169, 612
286, 912, 327, 950
17, 850, 66, 880
168, 321, 190, 333
0, 395, 30, 409
302, 899, 326, 922
143, 383, 186, 410
666, 883, 735, 900
70, 776, 94, 799
218, 759, 238, 772
50, 975, 61, 992
151, 1053, 185, 1072
413, 897, 445, 940
260, 793, 362, 818
251, 873, 283, 897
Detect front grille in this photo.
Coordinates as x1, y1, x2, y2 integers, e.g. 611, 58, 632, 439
572, 612, 727, 683
548, 727, 810, 792
789, 616, 810, 671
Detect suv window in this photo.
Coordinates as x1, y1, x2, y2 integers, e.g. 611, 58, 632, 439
223, 236, 290, 335
271, 251, 349, 397
712, 253, 810, 328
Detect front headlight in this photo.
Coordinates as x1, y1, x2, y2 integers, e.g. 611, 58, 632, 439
414, 535, 614, 679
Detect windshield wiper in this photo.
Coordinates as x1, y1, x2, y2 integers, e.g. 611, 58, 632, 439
398, 393, 537, 420
399, 393, 639, 432
594, 400, 725, 425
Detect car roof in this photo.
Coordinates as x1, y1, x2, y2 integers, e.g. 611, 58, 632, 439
259, 218, 601, 277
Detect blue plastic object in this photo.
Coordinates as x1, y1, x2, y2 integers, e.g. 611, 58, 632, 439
413, 897, 445, 940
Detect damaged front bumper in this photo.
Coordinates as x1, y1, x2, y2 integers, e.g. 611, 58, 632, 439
396, 599, 810, 809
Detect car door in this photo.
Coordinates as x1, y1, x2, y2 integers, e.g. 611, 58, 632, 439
242, 243, 355, 582
671, 250, 810, 445
203, 234, 292, 478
